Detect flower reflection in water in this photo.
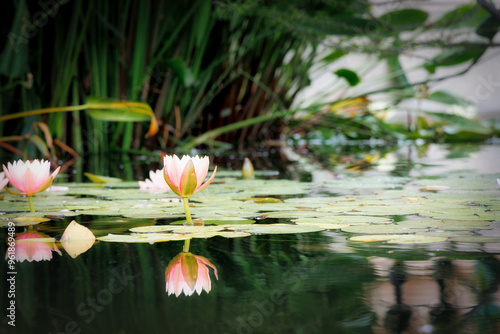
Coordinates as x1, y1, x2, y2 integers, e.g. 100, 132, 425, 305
9, 231, 62, 262
165, 239, 218, 297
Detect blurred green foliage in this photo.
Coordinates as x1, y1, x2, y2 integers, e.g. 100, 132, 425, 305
0, 0, 498, 161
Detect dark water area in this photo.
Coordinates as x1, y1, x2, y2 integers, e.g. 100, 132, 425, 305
1, 231, 500, 334
1, 143, 500, 333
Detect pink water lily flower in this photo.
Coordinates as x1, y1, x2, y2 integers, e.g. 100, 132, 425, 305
165, 252, 218, 297
0, 172, 8, 192
6, 232, 62, 262
3, 159, 60, 196
139, 169, 170, 191
163, 155, 217, 198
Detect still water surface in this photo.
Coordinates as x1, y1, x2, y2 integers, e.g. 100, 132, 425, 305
1, 143, 499, 334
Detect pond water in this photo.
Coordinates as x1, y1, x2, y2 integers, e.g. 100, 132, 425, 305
1, 143, 500, 334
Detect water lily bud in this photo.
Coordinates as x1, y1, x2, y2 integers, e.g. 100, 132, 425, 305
242, 157, 254, 179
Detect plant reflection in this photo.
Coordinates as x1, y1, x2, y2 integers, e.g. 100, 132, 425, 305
368, 256, 500, 333
165, 239, 218, 297
8, 231, 61, 262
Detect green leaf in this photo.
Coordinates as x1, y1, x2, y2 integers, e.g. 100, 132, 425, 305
427, 90, 471, 106
85, 97, 152, 122
295, 16, 373, 36
28, 135, 49, 157
379, 9, 429, 29
423, 111, 490, 135
166, 58, 195, 87
435, 4, 489, 28
476, 16, 500, 41
321, 50, 348, 63
0, 0, 29, 78
424, 46, 485, 73
193, 0, 212, 47
334, 69, 360, 86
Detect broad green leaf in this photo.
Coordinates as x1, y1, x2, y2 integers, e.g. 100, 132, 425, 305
424, 111, 490, 135
424, 46, 485, 73
166, 58, 195, 87
85, 97, 151, 121
193, 0, 212, 48
85, 96, 158, 137
435, 4, 489, 28
379, 9, 429, 28
477, 16, 500, 40
334, 69, 360, 87
427, 90, 471, 106
321, 50, 347, 63
295, 16, 373, 36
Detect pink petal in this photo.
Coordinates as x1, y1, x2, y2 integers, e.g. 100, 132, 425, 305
195, 263, 211, 295
192, 156, 209, 189
194, 166, 217, 194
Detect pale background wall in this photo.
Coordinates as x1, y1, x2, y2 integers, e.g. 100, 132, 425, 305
295, 0, 500, 120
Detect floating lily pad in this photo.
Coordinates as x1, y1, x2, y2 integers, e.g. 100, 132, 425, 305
98, 233, 191, 243
236, 197, 283, 203
84, 172, 123, 183
292, 216, 393, 225
229, 224, 326, 234
169, 218, 256, 225
415, 177, 499, 190
188, 231, 251, 239
350, 234, 447, 244
130, 225, 227, 233
341, 224, 428, 234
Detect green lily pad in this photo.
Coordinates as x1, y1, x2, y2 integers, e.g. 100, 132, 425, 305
292, 216, 393, 225
98, 233, 191, 243
84, 172, 123, 183
341, 224, 428, 234
350, 234, 448, 244
169, 218, 256, 225
130, 225, 226, 233
229, 224, 326, 234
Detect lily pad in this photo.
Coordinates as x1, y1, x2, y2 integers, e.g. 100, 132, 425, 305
229, 224, 326, 234
130, 225, 227, 233
169, 218, 256, 225
98, 233, 192, 243
292, 216, 393, 225
350, 234, 448, 244
341, 224, 428, 234
84, 172, 123, 183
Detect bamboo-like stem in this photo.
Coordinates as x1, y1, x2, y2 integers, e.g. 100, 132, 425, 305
182, 197, 193, 224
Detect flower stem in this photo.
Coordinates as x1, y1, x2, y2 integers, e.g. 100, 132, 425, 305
28, 195, 35, 212
182, 197, 193, 224
183, 239, 191, 253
